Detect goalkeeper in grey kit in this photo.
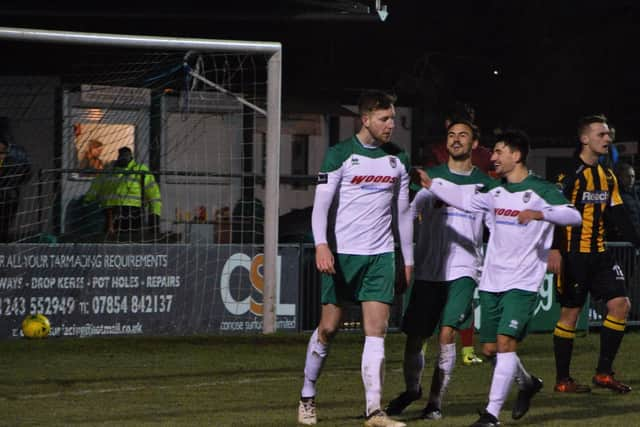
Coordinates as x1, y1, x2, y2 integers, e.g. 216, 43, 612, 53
419, 130, 582, 427
297, 90, 413, 427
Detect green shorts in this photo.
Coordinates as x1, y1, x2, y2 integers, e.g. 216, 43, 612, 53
321, 252, 395, 305
478, 289, 539, 343
401, 277, 476, 338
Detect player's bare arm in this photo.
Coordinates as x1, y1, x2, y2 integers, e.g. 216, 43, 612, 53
404, 265, 413, 288
315, 243, 335, 274
547, 249, 562, 275
417, 168, 432, 189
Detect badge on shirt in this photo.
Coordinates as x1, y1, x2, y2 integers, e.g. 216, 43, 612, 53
523, 191, 531, 203
317, 173, 328, 184
389, 157, 397, 168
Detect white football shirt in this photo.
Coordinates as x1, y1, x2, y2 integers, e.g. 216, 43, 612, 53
429, 174, 581, 292
413, 164, 494, 282
312, 136, 413, 263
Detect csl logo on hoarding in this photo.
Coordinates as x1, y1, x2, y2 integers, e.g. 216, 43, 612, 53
220, 253, 295, 317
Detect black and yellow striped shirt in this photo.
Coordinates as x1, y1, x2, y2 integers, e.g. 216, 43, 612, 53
556, 158, 623, 253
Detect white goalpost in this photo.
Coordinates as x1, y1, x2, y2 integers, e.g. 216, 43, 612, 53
0, 27, 283, 335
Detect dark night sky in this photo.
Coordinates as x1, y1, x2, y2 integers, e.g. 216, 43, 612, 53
1, 0, 639, 144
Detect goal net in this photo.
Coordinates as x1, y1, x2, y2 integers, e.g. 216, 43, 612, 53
0, 27, 287, 337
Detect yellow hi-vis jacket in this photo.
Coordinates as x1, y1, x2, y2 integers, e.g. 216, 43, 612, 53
85, 160, 162, 216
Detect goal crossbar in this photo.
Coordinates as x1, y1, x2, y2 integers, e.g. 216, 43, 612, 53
0, 26, 282, 334
0, 26, 281, 53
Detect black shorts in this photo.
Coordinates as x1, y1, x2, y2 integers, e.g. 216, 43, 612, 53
556, 251, 627, 308
401, 278, 475, 338
402, 280, 447, 338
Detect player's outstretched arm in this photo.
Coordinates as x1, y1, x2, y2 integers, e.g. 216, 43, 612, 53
536, 204, 582, 226
426, 176, 487, 214
532, 182, 583, 227
518, 206, 581, 226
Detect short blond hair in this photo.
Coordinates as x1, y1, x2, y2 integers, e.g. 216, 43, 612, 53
358, 90, 396, 115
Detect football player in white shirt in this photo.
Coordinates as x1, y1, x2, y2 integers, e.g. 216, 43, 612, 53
419, 130, 581, 427
298, 90, 413, 427
385, 120, 493, 420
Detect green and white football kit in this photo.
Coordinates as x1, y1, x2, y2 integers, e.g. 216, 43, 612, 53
396, 165, 492, 419
404, 164, 494, 337
429, 173, 581, 421
312, 136, 414, 304
302, 135, 414, 424
429, 174, 581, 327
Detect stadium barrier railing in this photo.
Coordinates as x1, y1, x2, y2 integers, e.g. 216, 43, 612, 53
298, 242, 640, 332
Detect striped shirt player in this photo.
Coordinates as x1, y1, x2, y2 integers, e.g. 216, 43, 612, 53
421, 130, 581, 426
559, 157, 624, 253
551, 114, 640, 395
298, 90, 412, 427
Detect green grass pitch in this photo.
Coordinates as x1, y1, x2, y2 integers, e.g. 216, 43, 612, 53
1, 331, 639, 426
